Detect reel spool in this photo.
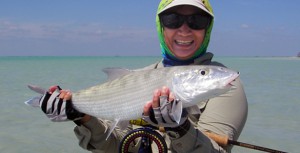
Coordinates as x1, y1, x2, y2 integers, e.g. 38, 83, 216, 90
119, 127, 167, 153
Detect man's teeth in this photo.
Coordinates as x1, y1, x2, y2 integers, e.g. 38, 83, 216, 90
176, 40, 193, 45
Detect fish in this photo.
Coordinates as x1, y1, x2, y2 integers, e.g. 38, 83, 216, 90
25, 65, 239, 138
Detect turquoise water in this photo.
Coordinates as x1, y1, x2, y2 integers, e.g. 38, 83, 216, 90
0, 56, 299, 153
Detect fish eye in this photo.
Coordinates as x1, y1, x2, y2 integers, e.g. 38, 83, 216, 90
200, 70, 206, 75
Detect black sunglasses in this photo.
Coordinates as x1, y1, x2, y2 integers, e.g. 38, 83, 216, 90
159, 13, 211, 30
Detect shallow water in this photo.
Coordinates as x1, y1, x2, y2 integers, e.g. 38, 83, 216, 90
0, 56, 299, 153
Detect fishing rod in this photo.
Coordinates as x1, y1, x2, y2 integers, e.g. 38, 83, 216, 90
122, 119, 287, 153
204, 132, 287, 153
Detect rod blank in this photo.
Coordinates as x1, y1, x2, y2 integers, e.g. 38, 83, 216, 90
204, 132, 287, 153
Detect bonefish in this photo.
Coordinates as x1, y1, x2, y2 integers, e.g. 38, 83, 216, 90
25, 65, 239, 137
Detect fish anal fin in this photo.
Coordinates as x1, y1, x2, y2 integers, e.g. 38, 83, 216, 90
105, 119, 130, 140
118, 120, 130, 131
106, 119, 119, 140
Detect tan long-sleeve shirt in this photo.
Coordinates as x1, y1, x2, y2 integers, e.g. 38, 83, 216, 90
73, 52, 248, 153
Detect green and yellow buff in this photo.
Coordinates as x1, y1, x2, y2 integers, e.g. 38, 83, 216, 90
156, 0, 214, 65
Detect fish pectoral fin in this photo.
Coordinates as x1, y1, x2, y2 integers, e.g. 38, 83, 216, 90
170, 100, 183, 124
185, 105, 201, 115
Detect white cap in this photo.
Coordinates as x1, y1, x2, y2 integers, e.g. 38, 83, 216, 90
158, 0, 213, 17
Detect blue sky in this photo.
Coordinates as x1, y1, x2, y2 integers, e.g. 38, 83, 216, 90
0, 0, 299, 56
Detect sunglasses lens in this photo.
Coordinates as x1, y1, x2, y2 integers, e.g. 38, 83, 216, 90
160, 14, 183, 29
160, 14, 210, 30
187, 15, 210, 30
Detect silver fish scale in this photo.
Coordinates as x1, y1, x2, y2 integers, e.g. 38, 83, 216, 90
72, 67, 175, 121
70, 65, 237, 122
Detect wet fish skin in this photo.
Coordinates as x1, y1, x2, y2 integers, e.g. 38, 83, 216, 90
25, 65, 239, 139
71, 65, 239, 121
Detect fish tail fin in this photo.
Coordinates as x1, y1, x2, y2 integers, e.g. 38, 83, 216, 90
25, 85, 45, 108
24, 96, 42, 107
27, 84, 46, 94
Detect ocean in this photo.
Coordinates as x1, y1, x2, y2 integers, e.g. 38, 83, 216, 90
0, 56, 299, 153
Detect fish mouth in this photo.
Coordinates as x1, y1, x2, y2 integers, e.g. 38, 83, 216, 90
224, 72, 240, 87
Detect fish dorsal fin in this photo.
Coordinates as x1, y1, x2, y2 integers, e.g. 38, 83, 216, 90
102, 68, 132, 81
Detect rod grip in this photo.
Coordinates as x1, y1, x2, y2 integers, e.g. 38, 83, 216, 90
204, 132, 229, 147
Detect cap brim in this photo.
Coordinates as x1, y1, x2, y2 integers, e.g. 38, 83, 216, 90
158, 0, 213, 17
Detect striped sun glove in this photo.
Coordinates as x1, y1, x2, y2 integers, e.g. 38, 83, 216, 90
39, 86, 85, 122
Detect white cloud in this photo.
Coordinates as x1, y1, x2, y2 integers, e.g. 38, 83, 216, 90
241, 24, 249, 29
0, 19, 155, 43
0, 19, 159, 56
